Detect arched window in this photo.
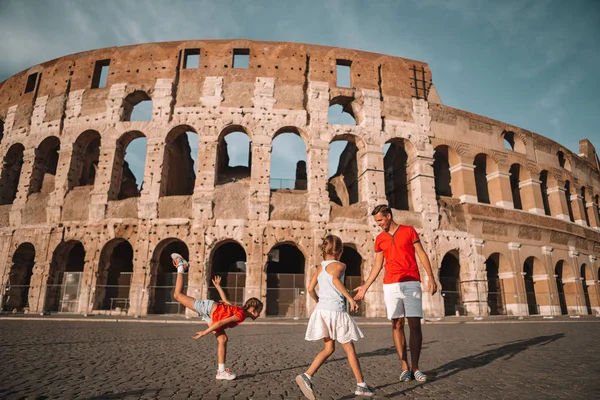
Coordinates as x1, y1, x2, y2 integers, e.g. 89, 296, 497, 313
473, 153, 490, 204
270, 128, 307, 190
565, 180, 574, 222
161, 126, 198, 196
149, 238, 189, 314
216, 127, 251, 185
95, 239, 134, 311
439, 251, 462, 316
501, 131, 525, 153
3, 243, 35, 312
209, 241, 247, 305
70, 130, 101, 188
122, 91, 152, 122
509, 164, 523, 210
581, 186, 590, 226
539, 170, 551, 216
433, 146, 452, 198
266, 243, 305, 317
328, 96, 357, 125
328, 136, 360, 206
46, 241, 85, 312
29, 136, 60, 195
111, 131, 147, 200
384, 139, 410, 210
0, 143, 25, 205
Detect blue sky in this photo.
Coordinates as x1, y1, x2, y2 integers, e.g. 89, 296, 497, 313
1, 0, 599, 187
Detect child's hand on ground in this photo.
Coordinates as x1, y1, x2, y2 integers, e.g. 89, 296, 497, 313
211, 276, 222, 287
192, 330, 208, 339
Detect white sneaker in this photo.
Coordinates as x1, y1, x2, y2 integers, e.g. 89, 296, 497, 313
216, 368, 236, 380
170, 253, 189, 271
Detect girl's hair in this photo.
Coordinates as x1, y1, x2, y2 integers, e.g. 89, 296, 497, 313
320, 234, 344, 259
243, 297, 263, 311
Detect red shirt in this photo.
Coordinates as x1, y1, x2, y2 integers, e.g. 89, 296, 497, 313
374, 225, 421, 284
212, 303, 246, 332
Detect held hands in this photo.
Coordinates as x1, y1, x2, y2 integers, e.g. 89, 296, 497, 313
192, 330, 208, 340
211, 276, 222, 287
353, 285, 367, 300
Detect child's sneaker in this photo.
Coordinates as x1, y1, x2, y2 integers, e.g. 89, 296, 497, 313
171, 253, 189, 271
413, 370, 427, 382
399, 369, 412, 382
295, 374, 316, 400
216, 368, 236, 380
355, 384, 376, 397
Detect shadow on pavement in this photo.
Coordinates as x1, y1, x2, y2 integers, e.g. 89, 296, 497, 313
86, 388, 159, 399
378, 333, 565, 398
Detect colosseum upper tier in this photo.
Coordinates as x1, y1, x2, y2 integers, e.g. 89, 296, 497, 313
0, 39, 599, 318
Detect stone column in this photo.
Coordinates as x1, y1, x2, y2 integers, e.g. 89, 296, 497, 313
191, 129, 218, 221
449, 162, 478, 204
519, 178, 545, 215
306, 137, 330, 223
541, 246, 561, 316
507, 242, 528, 315
138, 136, 165, 219
357, 144, 387, 208
408, 156, 438, 214
247, 135, 271, 223
585, 201, 600, 229
461, 238, 487, 316
486, 165, 514, 209
46, 144, 74, 223
27, 259, 51, 314
570, 193, 588, 227
586, 255, 600, 315
88, 141, 117, 222
567, 248, 588, 315
9, 148, 37, 226
546, 178, 570, 221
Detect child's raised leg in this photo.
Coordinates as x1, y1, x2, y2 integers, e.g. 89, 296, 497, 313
171, 254, 195, 311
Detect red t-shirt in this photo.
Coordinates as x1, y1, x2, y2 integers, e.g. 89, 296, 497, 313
374, 225, 421, 284
212, 303, 246, 332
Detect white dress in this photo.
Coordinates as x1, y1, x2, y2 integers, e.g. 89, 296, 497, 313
305, 260, 364, 344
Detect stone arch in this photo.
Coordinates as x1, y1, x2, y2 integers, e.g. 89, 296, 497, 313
328, 133, 365, 206
0, 119, 4, 144
539, 170, 551, 216
555, 259, 577, 315
502, 130, 526, 154
29, 136, 60, 195
161, 125, 198, 196
94, 238, 134, 312
69, 130, 101, 188
110, 130, 146, 200
580, 186, 590, 226
557, 150, 572, 171
508, 163, 530, 210
433, 145, 459, 198
383, 138, 416, 210
216, 125, 252, 185
148, 238, 189, 314
208, 240, 247, 305
270, 127, 307, 190
328, 96, 357, 125
564, 180, 575, 222
523, 256, 544, 315
340, 243, 365, 316
0, 143, 25, 205
122, 90, 152, 122
439, 250, 462, 316
46, 240, 85, 312
2, 242, 36, 312
484, 252, 511, 315
473, 153, 491, 204
266, 241, 306, 316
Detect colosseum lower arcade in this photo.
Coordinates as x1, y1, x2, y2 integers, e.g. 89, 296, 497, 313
1, 40, 599, 318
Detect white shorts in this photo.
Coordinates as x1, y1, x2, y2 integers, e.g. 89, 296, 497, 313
382, 281, 423, 319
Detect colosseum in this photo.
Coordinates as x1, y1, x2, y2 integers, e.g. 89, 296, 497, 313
0, 39, 599, 319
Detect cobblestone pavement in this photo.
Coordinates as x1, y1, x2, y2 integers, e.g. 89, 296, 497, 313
0, 318, 598, 399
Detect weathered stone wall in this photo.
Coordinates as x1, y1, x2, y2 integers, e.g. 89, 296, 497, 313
0, 40, 599, 318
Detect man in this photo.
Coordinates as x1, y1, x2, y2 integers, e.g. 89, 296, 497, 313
354, 204, 437, 382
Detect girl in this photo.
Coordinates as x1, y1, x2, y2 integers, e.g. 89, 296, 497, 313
295, 235, 375, 398
171, 253, 263, 380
